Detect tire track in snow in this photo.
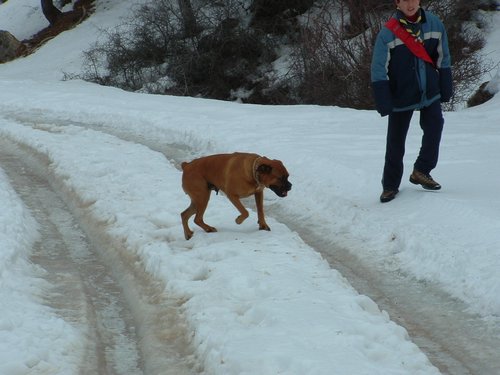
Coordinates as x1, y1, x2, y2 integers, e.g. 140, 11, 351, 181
0, 140, 199, 375
53, 120, 500, 375
5, 114, 500, 374
264, 207, 500, 375
0, 143, 142, 374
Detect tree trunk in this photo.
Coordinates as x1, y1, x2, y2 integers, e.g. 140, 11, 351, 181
41, 0, 62, 25
345, 0, 367, 36
177, 0, 198, 37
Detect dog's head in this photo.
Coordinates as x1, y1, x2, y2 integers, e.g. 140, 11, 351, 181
256, 158, 292, 197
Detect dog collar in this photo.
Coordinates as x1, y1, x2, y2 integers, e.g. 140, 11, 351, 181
253, 156, 265, 192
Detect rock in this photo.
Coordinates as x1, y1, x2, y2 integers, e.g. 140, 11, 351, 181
467, 81, 495, 108
0, 30, 21, 63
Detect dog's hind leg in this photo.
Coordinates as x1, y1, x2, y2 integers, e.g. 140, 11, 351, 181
181, 202, 196, 240
192, 190, 217, 234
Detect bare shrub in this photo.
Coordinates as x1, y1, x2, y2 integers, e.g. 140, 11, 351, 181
78, 0, 182, 92
78, 0, 276, 101
250, 0, 314, 34
76, 0, 493, 108
288, 1, 389, 108
288, 0, 491, 109
425, 0, 492, 108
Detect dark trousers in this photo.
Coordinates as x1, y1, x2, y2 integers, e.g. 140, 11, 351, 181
382, 100, 444, 190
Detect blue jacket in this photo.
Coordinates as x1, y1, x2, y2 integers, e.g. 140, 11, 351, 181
371, 9, 453, 116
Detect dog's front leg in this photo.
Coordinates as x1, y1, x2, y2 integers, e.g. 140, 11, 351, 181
227, 194, 249, 224
254, 191, 270, 231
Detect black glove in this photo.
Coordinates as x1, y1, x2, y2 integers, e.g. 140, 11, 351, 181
372, 81, 393, 117
439, 67, 453, 103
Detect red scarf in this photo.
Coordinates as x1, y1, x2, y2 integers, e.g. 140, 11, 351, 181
385, 17, 436, 68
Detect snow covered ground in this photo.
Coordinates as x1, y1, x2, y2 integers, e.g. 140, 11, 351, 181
0, 0, 499, 374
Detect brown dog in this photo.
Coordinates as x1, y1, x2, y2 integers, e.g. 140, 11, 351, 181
180, 152, 292, 240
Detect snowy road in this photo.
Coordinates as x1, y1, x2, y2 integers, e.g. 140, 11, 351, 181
1, 0, 499, 373
49, 120, 500, 375
268, 205, 500, 375
2, 92, 500, 375
0, 141, 200, 374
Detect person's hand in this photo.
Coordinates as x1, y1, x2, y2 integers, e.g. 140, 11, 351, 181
378, 107, 393, 117
372, 81, 393, 117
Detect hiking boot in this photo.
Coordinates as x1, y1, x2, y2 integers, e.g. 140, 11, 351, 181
409, 169, 441, 190
380, 190, 398, 203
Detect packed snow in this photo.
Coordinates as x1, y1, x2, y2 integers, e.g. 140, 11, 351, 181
0, 0, 499, 374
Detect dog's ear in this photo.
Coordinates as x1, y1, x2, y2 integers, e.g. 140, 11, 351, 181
257, 164, 272, 174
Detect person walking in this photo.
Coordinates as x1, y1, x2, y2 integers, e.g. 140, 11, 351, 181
371, 0, 452, 203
